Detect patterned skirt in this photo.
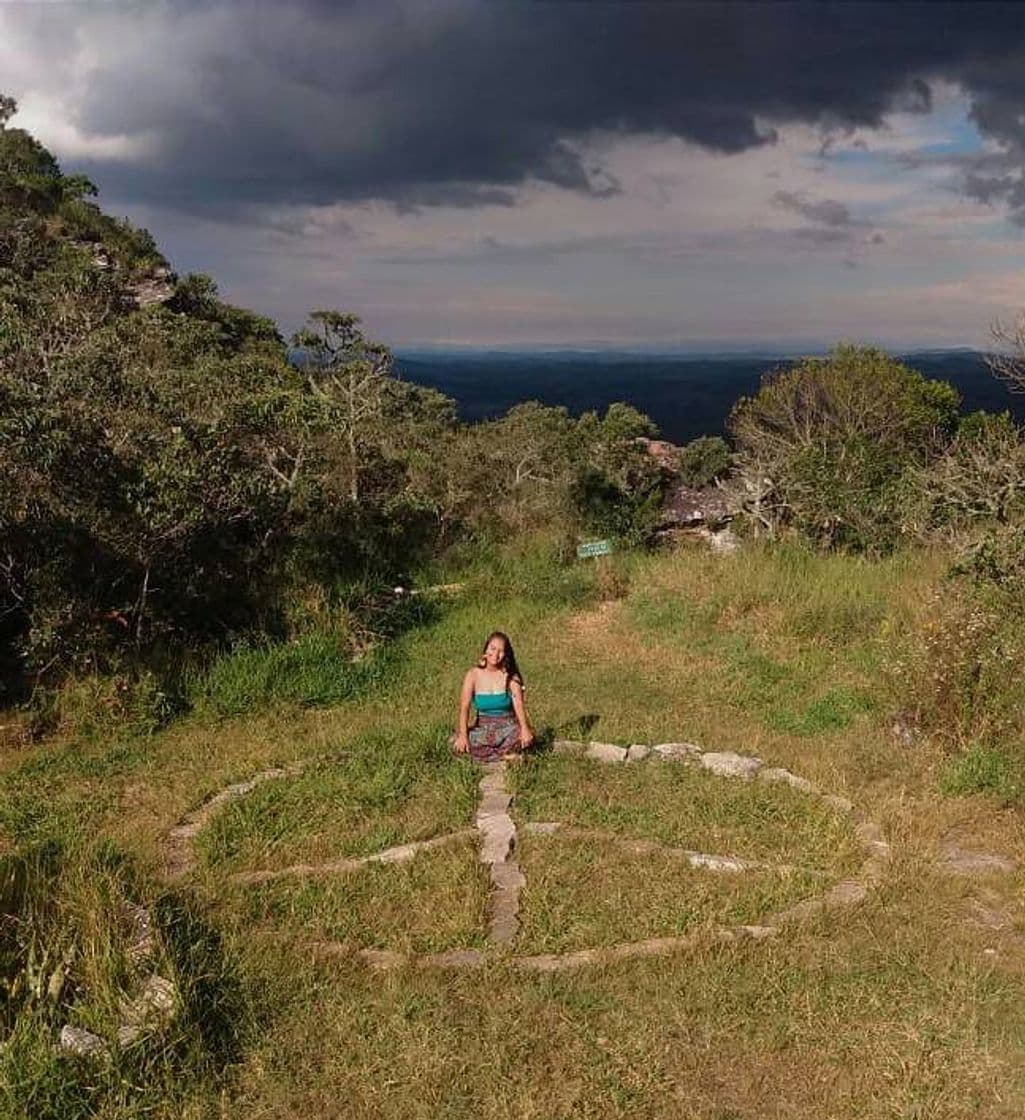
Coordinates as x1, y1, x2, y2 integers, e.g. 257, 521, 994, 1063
465, 714, 522, 763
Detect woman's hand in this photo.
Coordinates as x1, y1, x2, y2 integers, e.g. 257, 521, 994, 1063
519, 725, 534, 750
453, 731, 470, 754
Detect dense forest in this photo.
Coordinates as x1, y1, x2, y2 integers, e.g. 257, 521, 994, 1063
0, 97, 667, 711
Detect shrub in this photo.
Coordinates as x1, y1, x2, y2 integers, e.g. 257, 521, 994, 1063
676, 435, 732, 488
905, 411, 1025, 540
728, 345, 960, 551
888, 585, 1025, 748
952, 523, 1025, 598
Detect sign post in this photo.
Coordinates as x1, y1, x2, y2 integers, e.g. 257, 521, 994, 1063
576, 539, 614, 560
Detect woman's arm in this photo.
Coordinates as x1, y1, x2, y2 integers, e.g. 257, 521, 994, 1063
454, 669, 475, 753
509, 678, 534, 748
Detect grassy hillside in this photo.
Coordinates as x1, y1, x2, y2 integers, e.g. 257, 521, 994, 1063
2, 538, 1024, 1118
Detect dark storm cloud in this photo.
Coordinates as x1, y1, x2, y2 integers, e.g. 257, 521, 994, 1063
18, 0, 1025, 215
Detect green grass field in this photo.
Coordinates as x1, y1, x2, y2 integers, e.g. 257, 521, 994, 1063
3, 540, 1025, 1118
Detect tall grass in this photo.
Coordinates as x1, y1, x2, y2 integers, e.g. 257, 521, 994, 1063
0, 842, 252, 1120
190, 632, 396, 718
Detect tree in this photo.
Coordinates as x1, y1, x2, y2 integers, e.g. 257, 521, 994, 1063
728, 345, 960, 550
988, 311, 1025, 393
907, 412, 1025, 538
290, 311, 393, 503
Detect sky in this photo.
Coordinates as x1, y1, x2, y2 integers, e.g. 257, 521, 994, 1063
5, 0, 1025, 351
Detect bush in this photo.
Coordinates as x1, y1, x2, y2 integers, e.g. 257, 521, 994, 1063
906, 411, 1025, 540
888, 584, 1025, 748
676, 435, 732, 488
952, 523, 1025, 598
728, 345, 960, 551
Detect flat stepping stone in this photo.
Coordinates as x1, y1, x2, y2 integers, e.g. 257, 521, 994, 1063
552, 739, 585, 755
626, 744, 651, 762
474, 763, 526, 944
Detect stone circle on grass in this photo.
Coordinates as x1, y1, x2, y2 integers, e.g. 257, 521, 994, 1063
160, 737, 895, 973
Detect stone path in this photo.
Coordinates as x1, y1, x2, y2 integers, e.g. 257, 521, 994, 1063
231, 831, 475, 886
476, 762, 525, 943
58, 899, 177, 1059
159, 736, 896, 974
521, 822, 814, 876
162, 762, 308, 878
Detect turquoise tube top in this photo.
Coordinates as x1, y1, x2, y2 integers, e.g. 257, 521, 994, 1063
474, 690, 513, 715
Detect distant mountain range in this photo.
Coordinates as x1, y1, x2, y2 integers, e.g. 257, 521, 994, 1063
392, 348, 1022, 445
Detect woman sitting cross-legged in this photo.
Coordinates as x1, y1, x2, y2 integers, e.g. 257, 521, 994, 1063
453, 631, 535, 763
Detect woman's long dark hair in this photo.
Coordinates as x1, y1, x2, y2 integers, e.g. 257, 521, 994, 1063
477, 631, 524, 691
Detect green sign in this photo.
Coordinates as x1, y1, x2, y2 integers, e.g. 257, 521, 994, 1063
577, 539, 614, 559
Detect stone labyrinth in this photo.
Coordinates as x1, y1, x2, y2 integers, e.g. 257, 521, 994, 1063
159, 738, 894, 974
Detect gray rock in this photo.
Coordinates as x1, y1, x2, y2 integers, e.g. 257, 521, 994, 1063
489, 861, 526, 943
358, 948, 406, 970
626, 744, 651, 762
477, 790, 513, 818
700, 751, 762, 779
117, 975, 177, 1047
59, 1025, 107, 1058
758, 767, 817, 794
705, 526, 741, 554
585, 741, 627, 764
478, 814, 516, 865
854, 820, 890, 856
122, 903, 156, 965
684, 851, 750, 873
823, 880, 869, 908
371, 842, 423, 865
965, 898, 1013, 931
652, 742, 702, 761
736, 924, 779, 940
